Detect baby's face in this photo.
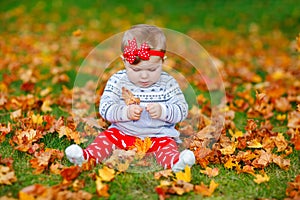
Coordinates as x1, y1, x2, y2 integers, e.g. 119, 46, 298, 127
125, 56, 162, 88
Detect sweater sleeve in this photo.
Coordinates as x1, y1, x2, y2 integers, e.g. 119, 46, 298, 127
158, 77, 188, 124
99, 74, 130, 122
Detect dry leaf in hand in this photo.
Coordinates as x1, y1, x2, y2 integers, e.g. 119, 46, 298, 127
122, 87, 140, 105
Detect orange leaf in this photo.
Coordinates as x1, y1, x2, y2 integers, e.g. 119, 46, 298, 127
96, 176, 110, 197
122, 87, 140, 105
130, 137, 152, 159
200, 167, 219, 178
194, 180, 218, 197
60, 166, 81, 182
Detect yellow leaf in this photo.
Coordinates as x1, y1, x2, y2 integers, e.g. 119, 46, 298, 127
219, 142, 237, 155
41, 99, 52, 113
228, 129, 243, 139
247, 139, 263, 148
95, 176, 110, 197
224, 157, 239, 170
253, 173, 270, 184
31, 114, 43, 125
175, 165, 191, 183
98, 166, 115, 182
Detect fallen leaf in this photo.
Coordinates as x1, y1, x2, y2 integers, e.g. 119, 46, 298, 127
98, 166, 115, 182
194, 180, 219, 197
60, 166, 81, 182
0, 165, 17, 185
200, 167, 219, 178
95, 176, 110, 197
175, 165, 191, 183
253, 173, 270, 184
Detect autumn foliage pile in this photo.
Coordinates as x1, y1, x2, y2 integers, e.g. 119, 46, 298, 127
1, 5, 300, 199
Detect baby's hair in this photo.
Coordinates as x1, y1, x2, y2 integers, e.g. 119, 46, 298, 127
121, 24, 166, 52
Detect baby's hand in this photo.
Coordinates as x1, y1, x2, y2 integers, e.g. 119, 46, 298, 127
127, 105, 143, 120
146, 103, 162, 119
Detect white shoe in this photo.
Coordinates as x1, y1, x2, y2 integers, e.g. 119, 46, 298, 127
172, 149, 195, 172
65, 144, 86, 166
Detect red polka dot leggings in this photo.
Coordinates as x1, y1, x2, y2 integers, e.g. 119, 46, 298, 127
83, 128, 180, 169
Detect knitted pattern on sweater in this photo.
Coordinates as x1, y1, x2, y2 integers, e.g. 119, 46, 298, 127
99, 70, 188, 140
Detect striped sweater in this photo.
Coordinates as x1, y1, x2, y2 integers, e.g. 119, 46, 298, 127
99, 70, 188, 141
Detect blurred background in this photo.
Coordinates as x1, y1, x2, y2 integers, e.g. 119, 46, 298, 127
1, 0, 299, 38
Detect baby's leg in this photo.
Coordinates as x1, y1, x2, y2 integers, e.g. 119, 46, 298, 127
152, 139, 180, 169
84, 130, 116, 163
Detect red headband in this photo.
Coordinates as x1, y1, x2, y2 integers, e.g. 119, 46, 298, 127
123, 38, 165, 64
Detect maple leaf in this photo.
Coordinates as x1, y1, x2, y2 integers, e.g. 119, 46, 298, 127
291, 129, 300, 150
41, 99, 53, 113
288, 111, 300, 129
122, 87, 140, 105
30, 148, 64, 174
60, 166, 81, 183
252, 150, 272, 168
272, 154, 290, 170
19, 184, 47, 200
95, 176, 110, 197
98, 166, 115, 182
219, 142, 237, 155
194, 180, 219, 197
129, 137, 152, 159
247, 139, 263, 148
285, 174, 300, 199
200, 167, 219, 178
224, 157, 239, 170
154, 169, 173, 180
274, 133, 288, 152
253, 172, 270, 184
175, 165, 191, 183
0, 122, 12, 143
0, 165, 17, 185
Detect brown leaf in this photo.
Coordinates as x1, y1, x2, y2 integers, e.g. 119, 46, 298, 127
200, 167, 219, 178
60, 166, 81, 182
0, 165, 17, 185
122, 87, 140, 105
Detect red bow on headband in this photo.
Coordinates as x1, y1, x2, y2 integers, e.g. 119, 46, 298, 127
123, 38, 165, 64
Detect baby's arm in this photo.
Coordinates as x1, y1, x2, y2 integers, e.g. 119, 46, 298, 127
158, 78, 188, 123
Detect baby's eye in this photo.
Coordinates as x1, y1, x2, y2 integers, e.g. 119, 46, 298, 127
132, 68, 141, 72
148, 68, 157, 72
